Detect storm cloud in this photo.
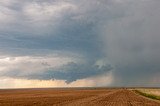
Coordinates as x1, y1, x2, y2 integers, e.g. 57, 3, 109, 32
0, 0, 160, 87
0, 56, 113, 83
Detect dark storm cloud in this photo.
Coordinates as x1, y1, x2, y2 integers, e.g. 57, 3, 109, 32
0, 0, 160, 86
0, 0, 109, 82
1, 62, 113, 83
0, 0, 104, 58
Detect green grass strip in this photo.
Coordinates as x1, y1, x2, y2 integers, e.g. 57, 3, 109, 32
134, 90, 160, 100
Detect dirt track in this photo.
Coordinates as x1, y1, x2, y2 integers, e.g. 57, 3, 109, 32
0, 88, 160, 106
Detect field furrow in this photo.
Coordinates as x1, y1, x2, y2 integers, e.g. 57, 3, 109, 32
0, 88, 160, 106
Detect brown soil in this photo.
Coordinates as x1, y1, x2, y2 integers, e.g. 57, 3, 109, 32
0, 88, 160, 106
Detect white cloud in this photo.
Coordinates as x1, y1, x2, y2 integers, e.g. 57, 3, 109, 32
0, 5, 15, 24
0, 0, 18, 7
23, 1, 77, 21
0, 55, 76, 75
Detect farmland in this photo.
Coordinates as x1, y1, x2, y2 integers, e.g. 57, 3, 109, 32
0, 88, 160, 106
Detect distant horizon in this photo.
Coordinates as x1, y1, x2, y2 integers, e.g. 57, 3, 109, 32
1, 86, 160, 90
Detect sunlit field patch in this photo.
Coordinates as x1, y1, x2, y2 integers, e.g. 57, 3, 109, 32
134, 89, 160, 100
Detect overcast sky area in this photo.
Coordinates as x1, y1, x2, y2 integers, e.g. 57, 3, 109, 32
0, 0, 160, 88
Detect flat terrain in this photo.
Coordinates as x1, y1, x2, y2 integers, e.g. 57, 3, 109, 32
0, 88, 160, 106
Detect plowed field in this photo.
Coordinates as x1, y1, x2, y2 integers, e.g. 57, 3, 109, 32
0, 88, 160, 106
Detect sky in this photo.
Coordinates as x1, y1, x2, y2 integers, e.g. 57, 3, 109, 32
0, 0, 160, 88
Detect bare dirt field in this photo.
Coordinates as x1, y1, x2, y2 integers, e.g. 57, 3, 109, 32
0, 88, 160, 106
